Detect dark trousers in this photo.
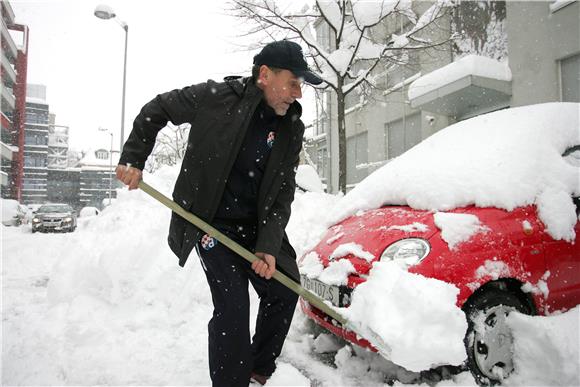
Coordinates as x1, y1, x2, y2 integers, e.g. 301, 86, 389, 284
196, 232, 298, 387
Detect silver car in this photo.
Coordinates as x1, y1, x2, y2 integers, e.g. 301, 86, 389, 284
32, 204, 77, 233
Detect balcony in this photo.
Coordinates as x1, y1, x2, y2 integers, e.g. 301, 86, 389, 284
408, 55, 512, 120
1, 18, 18, 61
1, 84, 15, 111
1, 49, 16, 87
1, 140, 15, 161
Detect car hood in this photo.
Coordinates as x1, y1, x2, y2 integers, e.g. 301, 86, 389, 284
310, 206, 439, 275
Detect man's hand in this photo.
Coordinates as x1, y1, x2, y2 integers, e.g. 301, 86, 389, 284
252, 252, 276, 279
115, 164, 143, 190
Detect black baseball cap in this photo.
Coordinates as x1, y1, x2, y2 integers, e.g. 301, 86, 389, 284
253, 40, 323, 85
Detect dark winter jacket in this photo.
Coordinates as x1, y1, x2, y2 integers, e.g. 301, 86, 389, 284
118, 76, 303, 281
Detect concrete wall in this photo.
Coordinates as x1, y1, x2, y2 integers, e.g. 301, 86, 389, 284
506, 1, 580, 106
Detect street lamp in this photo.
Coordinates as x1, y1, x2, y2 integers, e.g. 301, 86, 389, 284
94, 4, 128, 153
98, 127, 114, 206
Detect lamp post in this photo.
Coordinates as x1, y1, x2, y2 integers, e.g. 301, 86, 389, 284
94, 4, 128, 153
98, 127, 114, 206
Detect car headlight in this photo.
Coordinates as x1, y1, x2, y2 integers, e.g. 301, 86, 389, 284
32, 218, 41, 223
64, 217, 72, 222
381, 238, 430, 267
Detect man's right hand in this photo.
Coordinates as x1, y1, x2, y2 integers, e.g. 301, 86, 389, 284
115, 164, 142, 190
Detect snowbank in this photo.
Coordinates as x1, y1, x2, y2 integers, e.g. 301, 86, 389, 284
330, 103, 580, 242
506, 306, 580, 386
342, 261, 468, 372
2, 158, 580, 385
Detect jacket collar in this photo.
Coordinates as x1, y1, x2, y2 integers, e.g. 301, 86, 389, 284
224, 76, 302, 120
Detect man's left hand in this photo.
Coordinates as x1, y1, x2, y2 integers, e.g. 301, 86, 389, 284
253, 252, 276, 279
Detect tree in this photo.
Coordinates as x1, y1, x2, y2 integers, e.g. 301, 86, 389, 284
145, 123, 190, 173
230, 0, 454, 193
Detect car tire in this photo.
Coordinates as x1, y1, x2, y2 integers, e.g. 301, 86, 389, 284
463, 284, 534, 386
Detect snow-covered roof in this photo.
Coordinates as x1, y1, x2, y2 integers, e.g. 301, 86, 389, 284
408, 55, 512, 100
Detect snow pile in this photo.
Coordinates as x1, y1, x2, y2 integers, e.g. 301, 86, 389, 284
295, 164, 325, 193
506, 307, 580, 386
330, 103, 580, 242
384, 222, 429, 233
2, 157, 580, 385
342, 261, 468, 372
287, 190, 342, 258
329, 242, 374, 262
434, 212, 488, 250
318, 259, 356, 286
408, 54, 512, 100
299, 251, 324, 279
265, 362, 310, 386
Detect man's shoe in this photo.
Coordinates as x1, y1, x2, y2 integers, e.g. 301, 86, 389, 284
250, 372, 268, 385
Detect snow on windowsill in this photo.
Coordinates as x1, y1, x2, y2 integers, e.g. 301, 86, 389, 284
550, 0, 576, 12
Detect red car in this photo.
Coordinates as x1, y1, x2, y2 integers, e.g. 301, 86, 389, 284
298, 105, 580, 385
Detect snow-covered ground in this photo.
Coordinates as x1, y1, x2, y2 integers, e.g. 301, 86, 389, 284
2, 103, 579, 386
2, 183, 578, 386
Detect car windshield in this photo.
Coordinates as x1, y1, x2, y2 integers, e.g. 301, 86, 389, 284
38, 205, 72, 213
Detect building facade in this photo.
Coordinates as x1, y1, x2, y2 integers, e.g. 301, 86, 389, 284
1, 0, 28, 200
307, 1, 579, 193
47, 113, 69, 169
78, 148, 121, 209
21, 84, 49, 204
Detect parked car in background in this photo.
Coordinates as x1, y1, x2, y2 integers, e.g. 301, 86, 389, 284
31, 203, 77, 233
1, 199, 28, 226
298, 103, 580, 385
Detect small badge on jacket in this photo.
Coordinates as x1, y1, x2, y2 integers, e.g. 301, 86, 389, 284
201, 234, 217, 250
267, 131, 276, 148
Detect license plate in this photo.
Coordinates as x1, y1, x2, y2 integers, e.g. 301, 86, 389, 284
301, 275, 341, 307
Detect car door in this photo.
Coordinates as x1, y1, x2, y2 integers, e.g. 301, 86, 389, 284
542, 196, 580, 313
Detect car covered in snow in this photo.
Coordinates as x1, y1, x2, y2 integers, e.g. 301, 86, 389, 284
31, 203, 77, 233
297, 103, 580, 385
1, 199, 28, 226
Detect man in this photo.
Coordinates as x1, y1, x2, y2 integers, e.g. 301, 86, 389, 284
116, 40, 322, 386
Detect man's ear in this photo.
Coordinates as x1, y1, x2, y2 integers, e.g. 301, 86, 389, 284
258, 65, 270, 86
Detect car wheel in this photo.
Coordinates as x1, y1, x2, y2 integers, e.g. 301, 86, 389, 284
463, 284, 534, 386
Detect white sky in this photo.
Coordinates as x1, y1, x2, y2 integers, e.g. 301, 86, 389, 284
10, 0, 314, 152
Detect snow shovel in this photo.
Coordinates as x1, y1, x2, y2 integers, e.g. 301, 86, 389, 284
138, 180, 392, 357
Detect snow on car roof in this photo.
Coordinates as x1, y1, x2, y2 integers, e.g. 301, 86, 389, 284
331, 102, 580, 242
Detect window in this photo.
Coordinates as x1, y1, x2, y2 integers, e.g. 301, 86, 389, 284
385, 113, 421, 159
25, 109, 49, 125
24, 155, 47, 168
316, 147, 329, 182
347, 131, 368, 185
25, 133, 48, 146
317, 23, 331, 51
561, 53, 580, 102
96, 150, 109, 160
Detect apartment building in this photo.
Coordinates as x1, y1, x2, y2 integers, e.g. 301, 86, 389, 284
1, 0, 28, 199
21, 84, 49, 204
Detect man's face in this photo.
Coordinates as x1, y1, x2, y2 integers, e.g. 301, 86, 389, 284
258, 66, 303, 116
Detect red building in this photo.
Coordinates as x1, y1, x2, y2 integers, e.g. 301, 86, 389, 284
1, 0, 28, 200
